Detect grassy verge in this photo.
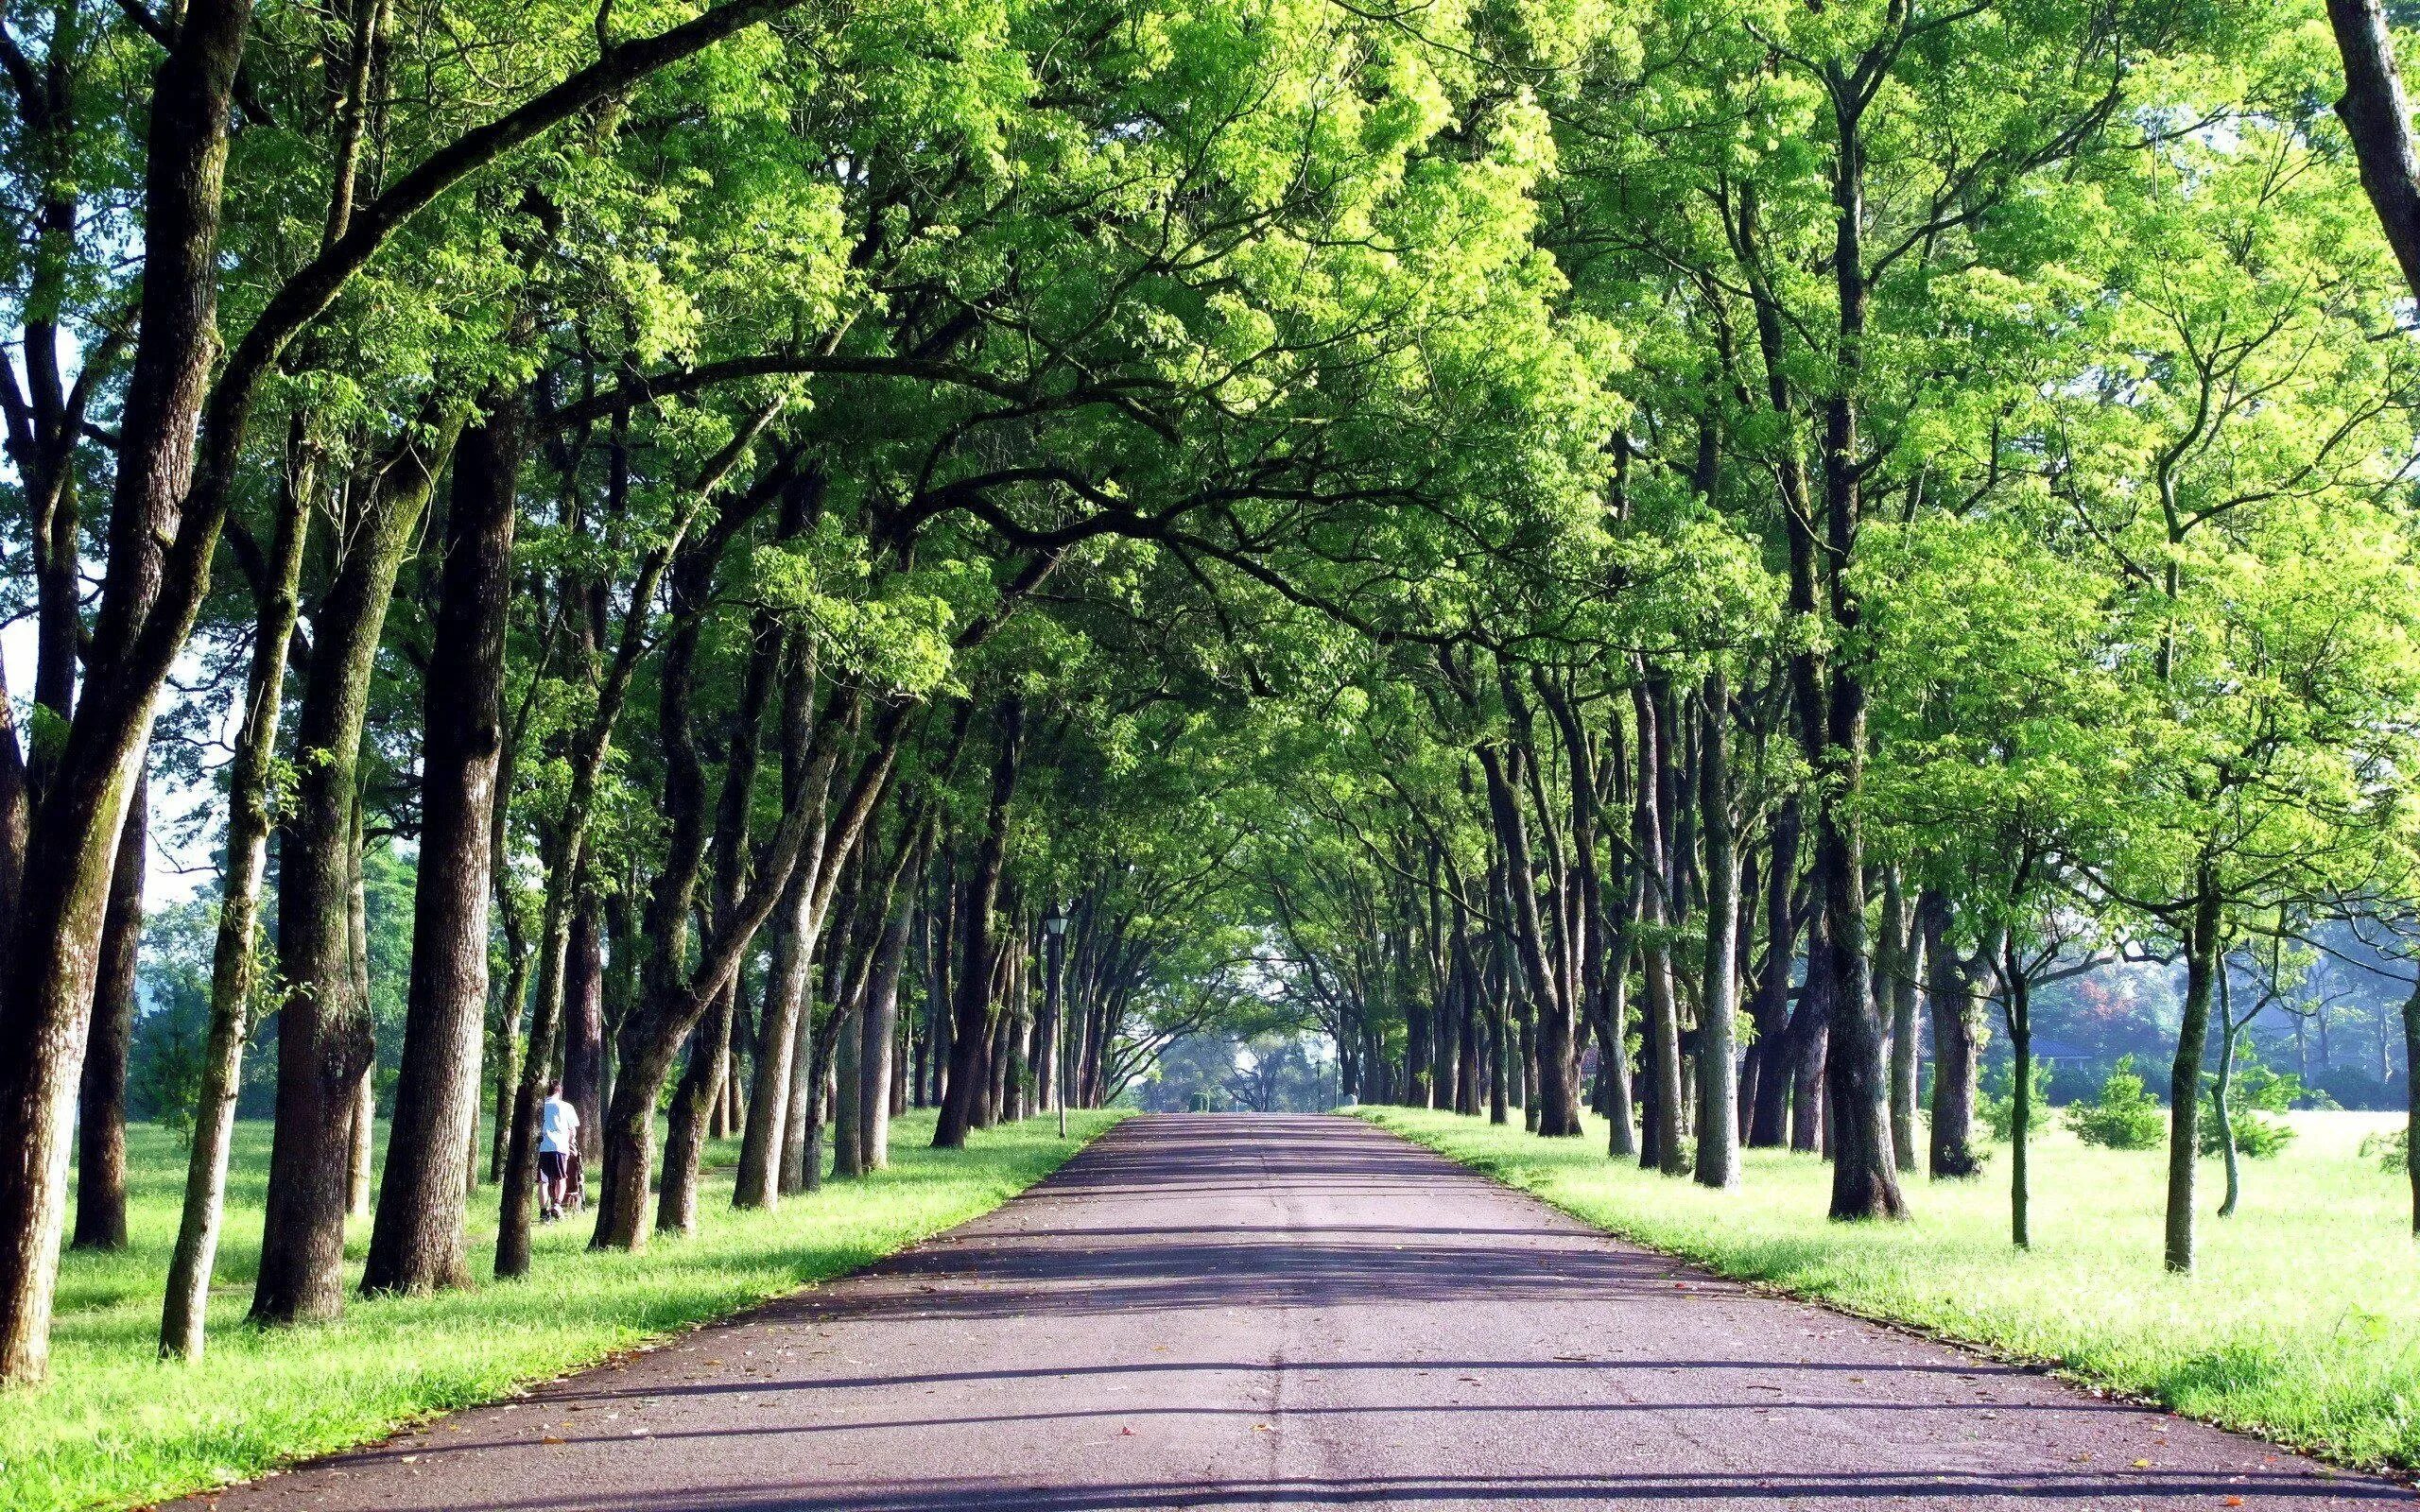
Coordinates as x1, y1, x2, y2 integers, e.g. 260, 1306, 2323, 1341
6, 1108, 1124, 1512
1356, 1104, 2420, 1469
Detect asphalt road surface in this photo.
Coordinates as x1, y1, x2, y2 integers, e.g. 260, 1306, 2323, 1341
166, 1113, 2412, 1511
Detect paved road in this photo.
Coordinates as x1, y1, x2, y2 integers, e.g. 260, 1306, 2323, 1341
170, 1114, 2411, 1511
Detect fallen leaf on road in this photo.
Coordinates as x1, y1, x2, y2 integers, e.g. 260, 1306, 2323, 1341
542, 1437, 566, 1446
2133, 1459, 2152, 1469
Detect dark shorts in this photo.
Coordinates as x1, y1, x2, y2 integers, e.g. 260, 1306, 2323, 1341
539, 1150, 567, 1183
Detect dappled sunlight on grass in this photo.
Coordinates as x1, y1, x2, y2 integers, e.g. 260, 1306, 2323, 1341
1359, 1105, 2420, 1469
3, 1109, 1123, 1512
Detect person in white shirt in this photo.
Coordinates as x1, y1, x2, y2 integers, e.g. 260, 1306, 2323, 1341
538, 1082, 579, 1223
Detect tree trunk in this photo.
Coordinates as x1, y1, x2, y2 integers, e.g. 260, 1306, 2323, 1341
73, 778, 145, 1251
2002, 939, 2033, 1250
1630, 684, 1685, 1174
2165, 887, 2221, 1273
1477, 740, 1581, 1137
364, 399, 520, 1295
1747, 805, 1801, 1148
0, 0, 254, 1386
560, 899, 607, 1168
162, 443, 311, 1358
1918, 893, 1984, 1179
735, 872, 811, 1208
857, 885, 915, 1170
2214, 964, 2241, 1219
346, 1066, 375, 1221
1880, 868, 1919, 1175
1693, 675, 1739, 1190
658, 978, 737, 1232
833, 973, 866, 1177
2402, 975, 2420, 1236
2329, 0, 2420, 304
251, 433, 451, 1326
1789, 910, 1830, 1155
935, 700, 1022, 1149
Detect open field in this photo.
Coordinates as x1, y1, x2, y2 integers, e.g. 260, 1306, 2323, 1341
3, 1109, 1123, 1512
1357, 1105, 2420, 1471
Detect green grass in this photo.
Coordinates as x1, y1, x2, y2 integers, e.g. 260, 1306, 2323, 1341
1357, 1104, 2420, 1470
6, 1108, 1124, 1512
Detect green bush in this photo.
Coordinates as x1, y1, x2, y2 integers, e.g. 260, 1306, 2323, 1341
2360, 1125, 2410, 1172
2066, 1055, 2168, 1150
1981, 1057, 2052, 1142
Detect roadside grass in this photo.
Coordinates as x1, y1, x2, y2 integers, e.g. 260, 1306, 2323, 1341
1357, 1104, 2420, 1470
6, 1108, 1124, 1512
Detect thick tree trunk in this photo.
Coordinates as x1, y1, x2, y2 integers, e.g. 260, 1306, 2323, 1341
2329, 0, 2420, 305
252, 434, 451, 1326
1918, 893, 1986, 1180
658, 980, 738, 1232
74, 778, 146, 1251
735, 873, 811, 1208
1693, 677, 1739, 1190
0, 0, 254, 1386
365, 399, 520, 1295
935, 700, 1022, 1149
560, 899, 607, 1168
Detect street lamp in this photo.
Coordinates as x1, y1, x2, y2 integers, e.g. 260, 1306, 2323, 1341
1045, 903, 1071, 1138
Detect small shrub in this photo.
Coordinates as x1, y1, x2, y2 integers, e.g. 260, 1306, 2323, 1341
2360, 1125, 2410, 1172
2066, 1055, 2168, 1150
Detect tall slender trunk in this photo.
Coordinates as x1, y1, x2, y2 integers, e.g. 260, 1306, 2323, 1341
833, 972, 866, 1178
73, 776, 146, 1251
1631, 683, 1684, 1174
856, 879, 916, 1170
659, 599, 777, 1232
1790, 910, 1830, 1155
2214, 965, 2241, 1219
2401, 974, 2420, 1236
162, 440, 310, 1360
2002, 939, 2033, 1249
1693, 676, 1739, 1190
1747, 804, 1801, 1147
2165, 885, 2221, 1272
365, 395, 522, 1295
1478, 739, 1581, 1137
1813, 65, 1903, 1224
1880, 868, 1919, 1174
